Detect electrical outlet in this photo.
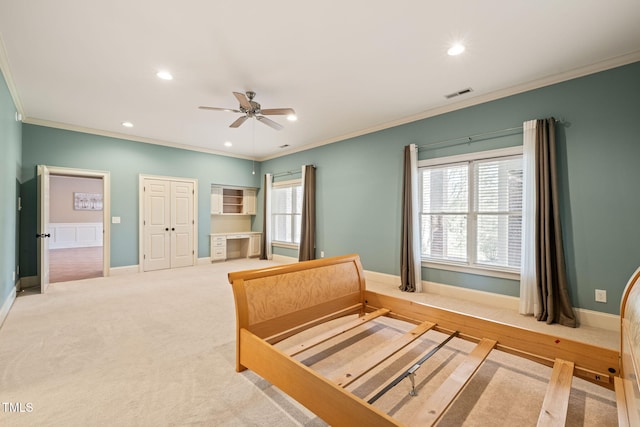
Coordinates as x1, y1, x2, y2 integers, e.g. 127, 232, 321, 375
595, 289, 607, 303
320, 251, 325, 258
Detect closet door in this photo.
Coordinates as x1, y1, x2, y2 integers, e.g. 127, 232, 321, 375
171, 181, 194, 268
143, 179, 171, 271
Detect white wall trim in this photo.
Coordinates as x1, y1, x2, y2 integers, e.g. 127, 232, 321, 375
109, 265, 139, 276
364, 270, 619, 332
49, 222, 103, 249
197, 257, 211, 265
0, 35, 24, 115
0, 286, 17, 329
272, 254, 298, 264
23, 117, 256, 161
261, 51, 640, 162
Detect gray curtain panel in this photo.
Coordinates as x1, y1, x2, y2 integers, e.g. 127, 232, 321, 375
400, 145, 417, 292
299, 165, 316, 261
535, 118, 577, 327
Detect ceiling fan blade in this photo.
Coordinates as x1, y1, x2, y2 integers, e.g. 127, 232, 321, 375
229, 116, 249, 128
260, 108, 296, 116
199, 106, 241, 113
256, 116, 283, 131
233, 92, 252, 110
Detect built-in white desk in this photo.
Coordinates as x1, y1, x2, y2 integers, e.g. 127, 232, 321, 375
210, 232, 261, 261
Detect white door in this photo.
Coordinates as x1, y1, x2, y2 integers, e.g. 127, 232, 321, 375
171, 181, 194, 268
37, 165, 51, 293
143, 178, 195, 271
144, 179, 171, 271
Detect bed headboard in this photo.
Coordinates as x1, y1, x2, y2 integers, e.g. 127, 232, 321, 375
619, 266, 640, 424
228, 254, 367, 371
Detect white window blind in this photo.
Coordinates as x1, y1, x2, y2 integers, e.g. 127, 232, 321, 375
421, 163, 468, 262
473, 157, 522, 269
420, 154, 522, 272
272, 181, 302, 244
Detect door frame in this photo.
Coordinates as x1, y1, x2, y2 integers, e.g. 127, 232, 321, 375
38, 165, 111, 292
138, 174, 198, 272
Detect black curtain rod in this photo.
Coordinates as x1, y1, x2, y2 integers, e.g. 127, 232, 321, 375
417, 126, 523, 151
417, 118, 564, 151
270, 164, 316, 178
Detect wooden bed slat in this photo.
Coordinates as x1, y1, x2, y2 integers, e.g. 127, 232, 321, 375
330, 320, 436, 388
537, 358, 574, 427
239, 328, 401, 427
365, 291, 618, 389
264, 301, 362, 344
228, 255, 634, 425
283, 308, 390, 356
410, 338, 496, 426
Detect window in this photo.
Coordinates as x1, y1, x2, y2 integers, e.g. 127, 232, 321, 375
272, 180, 302, 245
419, 148, 523, 275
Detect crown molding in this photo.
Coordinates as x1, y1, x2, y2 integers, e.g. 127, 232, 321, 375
260, 51, 640, 161
0, 35, 24, 116
22, 117, 258, 161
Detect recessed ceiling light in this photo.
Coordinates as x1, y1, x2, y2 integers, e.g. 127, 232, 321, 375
224, 141, 232, 147
156, 71, 173, 80
447, 43, 465, 56
122, 121, 133, 128
287, 114, 298, 122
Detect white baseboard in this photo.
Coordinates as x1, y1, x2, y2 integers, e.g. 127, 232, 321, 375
0, 285, 17, 329
272, 254, 298, 264
197, 257, 211, 265
364, 270, 619, 332
110, 265, 139, 276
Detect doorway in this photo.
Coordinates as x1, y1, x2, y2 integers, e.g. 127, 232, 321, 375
49, 175, 104, 283
37, 166, 111, 293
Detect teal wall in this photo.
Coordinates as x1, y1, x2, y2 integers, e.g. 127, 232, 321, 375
7, 61, 640, 316
0, 68, 21, 314
261, 61, 640, 315
20, 125, 261, 275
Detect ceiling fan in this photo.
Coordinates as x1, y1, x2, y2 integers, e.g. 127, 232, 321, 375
199, 91, 296, 131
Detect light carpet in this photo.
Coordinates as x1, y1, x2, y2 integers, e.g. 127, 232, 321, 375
0, 259, 616, 426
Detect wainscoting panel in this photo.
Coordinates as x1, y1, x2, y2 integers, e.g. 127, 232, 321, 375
50, 222, 103, 249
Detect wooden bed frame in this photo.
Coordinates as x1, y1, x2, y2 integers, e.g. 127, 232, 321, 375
228, 254, 638, 426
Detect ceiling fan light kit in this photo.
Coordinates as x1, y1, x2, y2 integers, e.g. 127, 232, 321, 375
199, 91, 296, 131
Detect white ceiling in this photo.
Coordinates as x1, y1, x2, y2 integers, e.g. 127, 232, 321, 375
1, 1, 639, 160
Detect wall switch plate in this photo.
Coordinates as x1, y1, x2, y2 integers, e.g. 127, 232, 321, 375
595, 289, 607, 303
112, 216, 121, 224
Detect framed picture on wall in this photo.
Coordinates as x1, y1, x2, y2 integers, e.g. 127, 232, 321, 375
74, 192, 103, 211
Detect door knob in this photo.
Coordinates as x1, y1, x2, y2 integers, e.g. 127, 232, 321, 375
35, 233, 51, 238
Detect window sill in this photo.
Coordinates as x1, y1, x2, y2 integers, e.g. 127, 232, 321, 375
422, 261, 520, 281
272, 241, 299, 250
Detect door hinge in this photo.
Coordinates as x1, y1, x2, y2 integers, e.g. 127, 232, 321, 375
143, 254, 146, 259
